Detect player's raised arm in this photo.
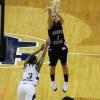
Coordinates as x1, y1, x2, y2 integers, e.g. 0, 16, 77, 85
34, 44, 45, 55
52, 0, 63, 24
46, 7, 54, 29
24, 44, 45, 66
35, 41, 49, 73
55, 11, 64, 24
47, 7, 52, 19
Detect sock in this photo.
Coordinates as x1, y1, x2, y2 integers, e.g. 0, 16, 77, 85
50, 74, 55, 81
64, 74, 68, 82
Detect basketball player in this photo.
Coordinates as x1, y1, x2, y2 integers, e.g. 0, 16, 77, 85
17, 42, 48, 100
47, 7, 68, 92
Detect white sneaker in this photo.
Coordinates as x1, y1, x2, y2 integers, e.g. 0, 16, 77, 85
51, 81, 57, 91
62, 82, 68, 92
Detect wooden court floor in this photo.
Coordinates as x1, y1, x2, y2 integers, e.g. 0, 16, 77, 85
0, 0, 100, 100
0, 41, 100, 100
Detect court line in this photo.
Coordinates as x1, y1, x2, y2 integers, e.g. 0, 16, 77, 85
2, 33, 40, 66
0, 33, 45, 67
17, 51, 100, 56
0, 33, 100, 68
69, 52, 100, 56
6, 33, 46, 42
36, 42, 39, 47
6, 33, 100, 56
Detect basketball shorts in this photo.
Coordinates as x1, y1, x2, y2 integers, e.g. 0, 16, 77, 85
48, 44, 68, 66
17, 81, 36, 100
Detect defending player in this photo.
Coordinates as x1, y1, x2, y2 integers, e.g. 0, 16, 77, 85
17, 41, 48, 100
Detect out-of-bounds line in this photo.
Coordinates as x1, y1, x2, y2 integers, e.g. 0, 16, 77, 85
69, 52, 100, 56
6, 33, 46, 42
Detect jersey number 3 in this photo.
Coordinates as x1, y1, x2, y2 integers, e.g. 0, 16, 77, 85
28, 73, 33, 79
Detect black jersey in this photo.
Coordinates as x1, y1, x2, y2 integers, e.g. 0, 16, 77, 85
48, 21, 65, 47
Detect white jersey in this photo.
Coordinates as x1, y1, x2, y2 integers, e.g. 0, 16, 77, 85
22, 64, 39, 86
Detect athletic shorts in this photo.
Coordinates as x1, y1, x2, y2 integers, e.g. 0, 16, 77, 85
48, 44, 68, 66
17, 81, 36, 100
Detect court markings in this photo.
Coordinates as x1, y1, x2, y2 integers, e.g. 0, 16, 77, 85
0, 33, 100, 68
69, 52, 100, 56
7, 32, 100, 56
6, 33, 46, 42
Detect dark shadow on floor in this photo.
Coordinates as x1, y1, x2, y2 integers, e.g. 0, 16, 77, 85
74, 97, 100, 100
62, 96, 100, 100
62, 96, 74, 100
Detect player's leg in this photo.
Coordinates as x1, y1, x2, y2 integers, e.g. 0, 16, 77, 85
25, 94, 36, 100
62, 64, 68, 92
25, 84, 36, 100
60, 46, 69, 92
48, 47, 58, 91
50, 66, 57, 91
17, 83, 25, 100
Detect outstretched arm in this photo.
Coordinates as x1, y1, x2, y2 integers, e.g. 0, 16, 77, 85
47, 7, 52, 19
53, 6, 63, 24
52, 1, 63, 24
34, 44, 45, 55
24, 44, 45, 65
46, 7, 53, 29
35, 40, 49, 73
55, 11, 64, 24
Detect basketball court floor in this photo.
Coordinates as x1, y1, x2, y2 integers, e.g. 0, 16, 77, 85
0, 0, 100, 100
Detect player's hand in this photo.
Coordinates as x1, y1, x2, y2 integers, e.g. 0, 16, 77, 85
46, 39, 50, 45
40, 44, 45, 51
45, 7, 53, 11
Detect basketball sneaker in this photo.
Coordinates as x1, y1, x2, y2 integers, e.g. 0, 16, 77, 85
62, 82, 68, 92
51, 81, 57, 91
